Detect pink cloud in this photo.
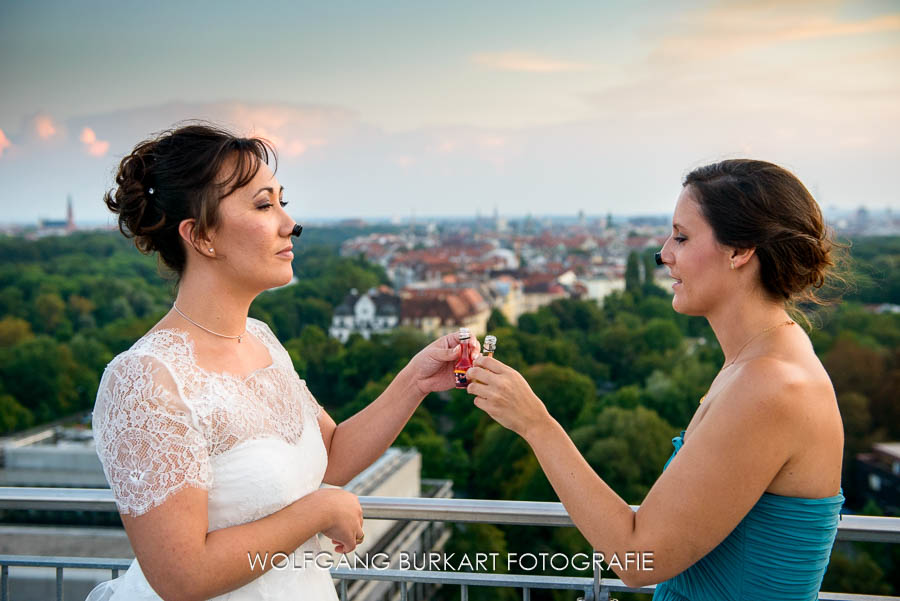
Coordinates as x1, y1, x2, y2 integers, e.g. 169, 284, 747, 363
34, 115, 58, 139
0, 128, 11, 157
285, 140, 308, 156
80, 127, 109, 157
391, 155, 415, 168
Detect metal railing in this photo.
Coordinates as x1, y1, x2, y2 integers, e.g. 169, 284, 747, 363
1, 487, 898, 601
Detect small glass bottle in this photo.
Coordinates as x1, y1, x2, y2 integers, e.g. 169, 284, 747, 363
483, 335, 497, 358
454, 328, 473, 388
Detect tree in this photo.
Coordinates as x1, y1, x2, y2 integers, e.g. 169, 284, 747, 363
625, 252, 642, 296
0, 316, 34, 347
838, 392, 873, 462
34, 292, 67, 335
0, 393, 34, 433
570, 406, 674, 504
822, 549, 893, 595
524, 363, 596, 430
486, 308, 510, 331
0, 337, 81, 422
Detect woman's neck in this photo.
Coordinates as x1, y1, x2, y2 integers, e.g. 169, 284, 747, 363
706, 293, 792, 367
171, 269, 256, 339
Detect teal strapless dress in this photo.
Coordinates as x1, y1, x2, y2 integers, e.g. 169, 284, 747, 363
652, 431, 843, 601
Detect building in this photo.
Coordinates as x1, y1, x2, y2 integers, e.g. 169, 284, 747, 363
36, 195, 76, 237
400, 287, 490, 338
855, 442, 900, 515
520, 272, 571, 315
329, 287, 402, 343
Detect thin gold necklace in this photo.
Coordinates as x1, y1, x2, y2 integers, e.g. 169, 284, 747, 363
172, 302, 247, 343
699, 320, 795, 405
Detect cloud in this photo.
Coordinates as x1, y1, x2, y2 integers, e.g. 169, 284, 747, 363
34, 114, 59, 139
652, 3, 900, 62
391, 155, 415, 168
472, 51, 590, 73
79, 127, 110, 157
0, 129, 11, 157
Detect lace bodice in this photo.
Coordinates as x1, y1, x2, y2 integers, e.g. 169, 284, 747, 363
92, 317, 324, 517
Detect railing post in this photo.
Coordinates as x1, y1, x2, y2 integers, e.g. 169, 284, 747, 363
56, 566, 64, 601
1, 564, 8, 601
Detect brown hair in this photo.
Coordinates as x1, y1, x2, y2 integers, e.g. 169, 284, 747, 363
683, 159, 847, 314
104, 122, 276, 279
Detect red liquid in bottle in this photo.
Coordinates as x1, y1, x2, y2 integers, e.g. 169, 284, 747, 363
454, 329, 472, 388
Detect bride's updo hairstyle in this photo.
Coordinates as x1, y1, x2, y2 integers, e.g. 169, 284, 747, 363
105, 122, 276, 278
683, 159, 846, 310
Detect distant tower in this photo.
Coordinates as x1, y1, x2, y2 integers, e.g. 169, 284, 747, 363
66, 195, 75, 232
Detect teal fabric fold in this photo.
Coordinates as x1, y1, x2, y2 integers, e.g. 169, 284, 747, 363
652, 431, 843, 601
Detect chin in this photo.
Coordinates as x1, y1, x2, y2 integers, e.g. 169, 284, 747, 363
671, 294, 703, 317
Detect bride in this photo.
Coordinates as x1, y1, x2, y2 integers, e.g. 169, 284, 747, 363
87, 123, 475, 601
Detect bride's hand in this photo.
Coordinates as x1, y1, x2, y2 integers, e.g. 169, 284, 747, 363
406, 331, 481, 395
317, 489, 364, 554
465, 356, 552, 439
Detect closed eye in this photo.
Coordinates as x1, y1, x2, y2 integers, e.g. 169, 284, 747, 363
257, 200, 289, 210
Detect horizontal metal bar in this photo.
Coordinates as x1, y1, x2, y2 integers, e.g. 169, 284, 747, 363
818, 595, 900, 601
833, 514, 900, 543
1, 487, 898, 541
0, 556, 131, 570
331, 567, 602, 590
0, 556, 896, 600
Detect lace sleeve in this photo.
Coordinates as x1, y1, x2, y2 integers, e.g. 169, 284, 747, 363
92, 353, 211, 517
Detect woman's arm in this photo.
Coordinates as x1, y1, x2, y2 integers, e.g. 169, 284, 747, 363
319, 331, 476, 485
121, 486, 362, 601
466, 356, 813, 587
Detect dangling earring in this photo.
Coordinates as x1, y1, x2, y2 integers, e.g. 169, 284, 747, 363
730, 259, 735, 270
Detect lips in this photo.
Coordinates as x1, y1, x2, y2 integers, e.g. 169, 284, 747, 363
277, 245, 293, 255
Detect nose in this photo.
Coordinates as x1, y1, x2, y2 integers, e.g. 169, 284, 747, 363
658, 237, 674, 266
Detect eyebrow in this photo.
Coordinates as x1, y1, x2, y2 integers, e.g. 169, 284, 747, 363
254, 185, 284, 198
672, 221, 685, 231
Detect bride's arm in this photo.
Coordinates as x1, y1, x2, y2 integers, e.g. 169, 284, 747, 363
319, 331, 471, 485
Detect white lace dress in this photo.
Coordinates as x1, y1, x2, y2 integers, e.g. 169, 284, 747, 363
86, 318, 339, 601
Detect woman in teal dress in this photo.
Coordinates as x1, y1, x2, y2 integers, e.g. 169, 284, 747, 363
466, 159, 845, 600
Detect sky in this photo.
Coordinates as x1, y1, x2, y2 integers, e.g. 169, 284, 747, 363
0, 0, 898, 224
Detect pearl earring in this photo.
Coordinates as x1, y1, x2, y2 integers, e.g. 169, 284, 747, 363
209, 248, 215, 254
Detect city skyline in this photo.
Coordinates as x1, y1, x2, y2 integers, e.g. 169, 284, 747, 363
1, 0, 899, 224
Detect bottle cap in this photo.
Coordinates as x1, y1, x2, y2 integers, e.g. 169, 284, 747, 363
483, 335, 497, 353
458, 327, 470, 340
